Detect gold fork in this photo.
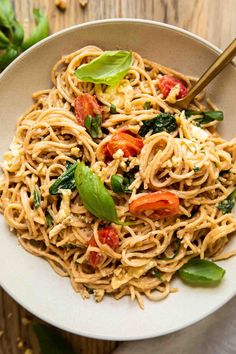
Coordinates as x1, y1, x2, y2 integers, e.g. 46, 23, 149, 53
171, 38, 236, 109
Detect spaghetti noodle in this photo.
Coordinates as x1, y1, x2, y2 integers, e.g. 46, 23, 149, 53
0, 46, 236, 308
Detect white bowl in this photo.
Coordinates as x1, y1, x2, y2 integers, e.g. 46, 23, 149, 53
0, 19, 236, 341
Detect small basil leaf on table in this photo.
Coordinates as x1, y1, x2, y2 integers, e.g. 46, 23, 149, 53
33, 322, 76, 354
22, 8, 49, 51
139, 113, 177, 137
84, 114, 102, 138
74, 162, 122, 224
75, 50, 132, 86
217, 187, 236, 214
49, 162, 77, 195
178, 258, 225, 286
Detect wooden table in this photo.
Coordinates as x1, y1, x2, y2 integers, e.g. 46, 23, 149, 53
1, 1, 235, 353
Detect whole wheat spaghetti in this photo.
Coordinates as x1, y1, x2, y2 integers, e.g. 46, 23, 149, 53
1, 46, 236, 309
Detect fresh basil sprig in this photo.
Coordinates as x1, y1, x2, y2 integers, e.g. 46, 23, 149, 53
22, 8, 49, 51
84, 114, 102, 138
0, 1, 49, 71
179, 258, 225, 286
139, 113, 177, 137
217, 187, 236, 214
49, 162, 77, 195
33, 189, 41, 209
33, 322, 76, 354
74, 162, 123, 224
111, 174, 132, 194
75, 50, 132, 86
185, 110, 224, 125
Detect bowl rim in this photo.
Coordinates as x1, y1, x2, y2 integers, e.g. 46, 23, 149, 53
1, 18, 235, 82
0, 18, 236, 341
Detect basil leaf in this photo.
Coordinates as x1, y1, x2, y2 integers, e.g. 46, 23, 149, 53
84, 114, 102, 138
33, 323, 76, 354
144, 101, 151, 110
11, 20, 24, 47
49, 162, 77, 195
0, 47, 18, 71
179, 258, 225, 286
110, 104, 117, 114
33, 190, 40, 209
111, 175, 132, 194
75, 162, 121, 224
0, 30, 10, 49
22, 8, 49, 51
217, 187, 236, 214
0, 0, 15, 30
139, 113, 177, 137
75, 50, 132, 86
185, 110, 224, 125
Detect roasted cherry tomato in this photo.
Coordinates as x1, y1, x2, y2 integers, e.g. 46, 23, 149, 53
129, 191, 179, 219
104, 130, 143, 158
88, 226, 119, 268
158, 75, 188, 99
74, 93, 102, 126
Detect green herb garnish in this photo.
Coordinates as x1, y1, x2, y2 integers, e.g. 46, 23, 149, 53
84, 114, 102, 138
33, 322, 76, 354
75, 50, 132, 86
33, 190, 40, 209
0, 2, 49, 71
159, 239, 181, 260
193, 167, 200, 172
143, 101, 151, 110
138, 112, 177, 137
45, 212, 52, 227
110, 104, 117, 114
150, 268, 163, 280
111, 175, 132, 194
179, 258, 225, 286
49, 162, 77, 195
217, 188, 236, 214
74, 162, 123, 224
185, 110, 224, 125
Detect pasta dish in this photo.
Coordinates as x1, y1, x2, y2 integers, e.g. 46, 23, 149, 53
0, 46, 236, 308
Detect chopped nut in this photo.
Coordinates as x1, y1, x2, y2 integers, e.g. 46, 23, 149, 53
55, 0, 68, 11
21, 317, 31, 326
0, 330, 4, 339
79, 0, 88, 7
7, 312, 12, 318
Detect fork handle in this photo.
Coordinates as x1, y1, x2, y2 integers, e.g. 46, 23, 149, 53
180, 38, 236, 108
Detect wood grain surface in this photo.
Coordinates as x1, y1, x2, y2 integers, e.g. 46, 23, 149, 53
1, 1, 236, 353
